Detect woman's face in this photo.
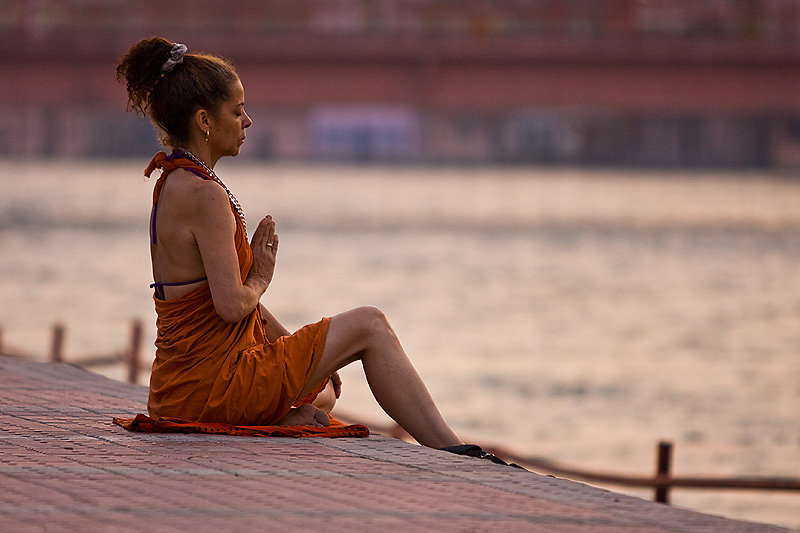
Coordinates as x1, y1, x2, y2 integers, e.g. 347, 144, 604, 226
209, 78, 252, 158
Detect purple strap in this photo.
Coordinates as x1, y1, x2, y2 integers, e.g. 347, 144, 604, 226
150, 278, 208, 289
150, 277, 207, 300
151, 202, 158, 245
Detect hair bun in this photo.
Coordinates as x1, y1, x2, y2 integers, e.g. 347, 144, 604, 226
116, 37, 176, 115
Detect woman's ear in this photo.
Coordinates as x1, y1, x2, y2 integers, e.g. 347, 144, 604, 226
193, 108, 211, 135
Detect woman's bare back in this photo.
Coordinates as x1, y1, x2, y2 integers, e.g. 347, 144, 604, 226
150, 168, 228, 300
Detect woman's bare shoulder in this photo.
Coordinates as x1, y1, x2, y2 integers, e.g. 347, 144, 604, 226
163, 169, 229, 213
165, 168, 221, 192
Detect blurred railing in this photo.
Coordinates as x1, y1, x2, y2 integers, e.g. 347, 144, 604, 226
0, 321, 146, 385
334, 412, 800, 505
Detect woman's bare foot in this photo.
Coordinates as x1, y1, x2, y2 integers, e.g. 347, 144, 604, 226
276, 404, 330, 427
312, 381, 337, 414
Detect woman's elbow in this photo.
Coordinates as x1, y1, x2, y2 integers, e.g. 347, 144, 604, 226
214, 301, 251, 323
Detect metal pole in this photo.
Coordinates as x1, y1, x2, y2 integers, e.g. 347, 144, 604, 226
51, 323, 65, 363
127, 319, 142, 384
655, 441, 673, 504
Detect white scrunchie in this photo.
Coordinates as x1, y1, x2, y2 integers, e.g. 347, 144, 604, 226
161, 43, 188, 74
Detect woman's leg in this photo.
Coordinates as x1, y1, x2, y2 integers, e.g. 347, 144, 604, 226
298, 306, 462, 449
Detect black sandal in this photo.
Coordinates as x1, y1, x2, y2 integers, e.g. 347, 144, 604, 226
439, 444, 526, 469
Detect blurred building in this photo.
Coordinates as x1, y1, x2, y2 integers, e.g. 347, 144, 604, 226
1, 0, 800, 167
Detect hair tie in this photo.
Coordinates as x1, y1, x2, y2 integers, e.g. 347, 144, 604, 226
161, 43, 188, 74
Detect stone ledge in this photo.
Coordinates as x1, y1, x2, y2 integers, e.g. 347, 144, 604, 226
0, 356, 790, 532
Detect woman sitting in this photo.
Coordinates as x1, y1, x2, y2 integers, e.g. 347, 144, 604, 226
116, 37, 463, 449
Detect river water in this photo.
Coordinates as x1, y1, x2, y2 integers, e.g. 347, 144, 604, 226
1, 159, 798, 528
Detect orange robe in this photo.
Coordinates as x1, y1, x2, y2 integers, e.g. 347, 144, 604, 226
145, 152, 330, 425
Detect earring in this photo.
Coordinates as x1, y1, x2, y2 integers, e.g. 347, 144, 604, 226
204, 130, 210, 143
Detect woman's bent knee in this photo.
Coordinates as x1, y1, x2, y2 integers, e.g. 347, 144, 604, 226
320, 306, 393, 369
337, 305, 385, 337
353, 305, 393, 340
357, 305, 388, 325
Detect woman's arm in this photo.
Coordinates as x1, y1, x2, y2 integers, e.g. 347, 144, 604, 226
259, 303, 290, 341
189, 181, 278, 322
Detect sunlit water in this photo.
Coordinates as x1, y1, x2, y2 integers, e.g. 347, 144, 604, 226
1, 159, 798, 528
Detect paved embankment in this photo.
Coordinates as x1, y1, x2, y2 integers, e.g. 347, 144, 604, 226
0, 356, 791, 532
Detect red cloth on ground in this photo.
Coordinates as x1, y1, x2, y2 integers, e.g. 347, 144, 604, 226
113, 413, 369, 438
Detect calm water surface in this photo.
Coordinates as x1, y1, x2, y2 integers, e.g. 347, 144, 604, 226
1, 160, 798, 528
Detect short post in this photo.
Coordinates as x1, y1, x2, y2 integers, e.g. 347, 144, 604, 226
127, 319, 143, 384
0, 325, 4, 354
51, 323, 65, 362
655, 440, 673, 504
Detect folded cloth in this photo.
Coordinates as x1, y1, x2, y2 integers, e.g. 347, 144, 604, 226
113, 413, 369, 439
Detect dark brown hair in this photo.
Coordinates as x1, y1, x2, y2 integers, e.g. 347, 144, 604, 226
116, 37, 238, 147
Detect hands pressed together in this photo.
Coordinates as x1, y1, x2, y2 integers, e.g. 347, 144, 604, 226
249, 215, 279, 286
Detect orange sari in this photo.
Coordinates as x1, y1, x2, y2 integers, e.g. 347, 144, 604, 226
144, 151, 330, 426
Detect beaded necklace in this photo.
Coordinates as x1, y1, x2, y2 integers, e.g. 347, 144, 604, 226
177, 149, 246, 231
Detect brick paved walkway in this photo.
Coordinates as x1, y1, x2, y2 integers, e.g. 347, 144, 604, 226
0, 355, 791, 532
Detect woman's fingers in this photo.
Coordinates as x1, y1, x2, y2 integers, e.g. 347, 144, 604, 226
265, 216, 274, 242
261, 216, 278, 255
248, 216, 279, 285
264, 232, 278, 256
250, 215, 271, 249
251, 216, 278, 256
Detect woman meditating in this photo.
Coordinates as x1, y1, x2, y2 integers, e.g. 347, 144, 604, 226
116, 37, 469, 450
